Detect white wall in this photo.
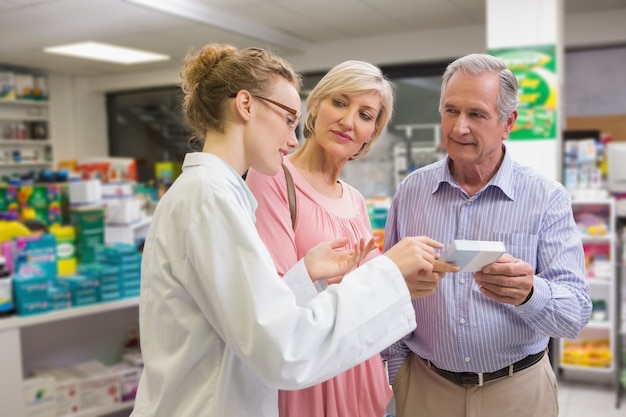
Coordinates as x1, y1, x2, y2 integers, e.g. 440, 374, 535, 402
50, 9, 626, 163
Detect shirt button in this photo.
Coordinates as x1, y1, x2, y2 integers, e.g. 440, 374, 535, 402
460, 318, 466, 324
465, 357, 471, 363
460, 278, 466, 284
466, 201, 471, 206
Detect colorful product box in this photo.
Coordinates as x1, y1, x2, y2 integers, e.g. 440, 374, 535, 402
31, 369, 81, 416
47, 283, 72, 311
14, 234, 58, 281
13, 273, 48, 300
18, 184, 63, 226
49, 224, 77, 276
16, 299, 50, 316
0, 70, 16, 100
33, 73, 49, 101
108, 362, 141, 402
56, 274, 100, 306
14, 72, 35, 100
70, 206, 105, 264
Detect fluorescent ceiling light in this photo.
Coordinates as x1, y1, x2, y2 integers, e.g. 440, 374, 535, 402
44, 41, 170, 65
124, 0, 310, 52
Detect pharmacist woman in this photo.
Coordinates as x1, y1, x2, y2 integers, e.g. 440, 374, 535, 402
129, 43, 446, 417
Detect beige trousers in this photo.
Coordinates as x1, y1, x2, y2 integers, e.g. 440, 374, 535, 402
392, 352, 558, 417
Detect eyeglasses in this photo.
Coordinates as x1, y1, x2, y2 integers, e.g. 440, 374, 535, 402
252, 95, 302, 132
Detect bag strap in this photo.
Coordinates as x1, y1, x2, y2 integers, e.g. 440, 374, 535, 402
282, 163, 297, 229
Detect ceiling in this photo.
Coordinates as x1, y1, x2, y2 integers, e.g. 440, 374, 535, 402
1, 0, 626, 77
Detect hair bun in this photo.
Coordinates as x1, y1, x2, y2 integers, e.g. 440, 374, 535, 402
181, 43, 237, 94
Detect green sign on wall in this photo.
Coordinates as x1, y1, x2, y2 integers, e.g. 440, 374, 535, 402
489, 44, 557, 140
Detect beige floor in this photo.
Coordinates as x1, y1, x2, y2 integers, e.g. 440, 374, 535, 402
558, 379, 624, 417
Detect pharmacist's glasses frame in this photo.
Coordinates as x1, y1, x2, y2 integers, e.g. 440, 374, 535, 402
228, 91, 302, 131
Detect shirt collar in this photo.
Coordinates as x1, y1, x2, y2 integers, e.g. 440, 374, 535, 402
182, 152, 259, 217
436, 145, 515, 200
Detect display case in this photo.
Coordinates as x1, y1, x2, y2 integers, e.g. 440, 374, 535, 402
559, 198, 617, 384
0, 298, 139, 417
0, 99, 53, 175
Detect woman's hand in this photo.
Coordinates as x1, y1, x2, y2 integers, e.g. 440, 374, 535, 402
304, 237, 377, 282
383, 236, 457, 298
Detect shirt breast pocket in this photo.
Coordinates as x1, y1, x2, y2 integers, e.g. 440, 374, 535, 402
492, 232, 538, 270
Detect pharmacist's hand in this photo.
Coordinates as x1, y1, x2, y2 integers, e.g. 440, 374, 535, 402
383, 236, 450, 298
304, 237, 377, 283
474, 253, 534, 305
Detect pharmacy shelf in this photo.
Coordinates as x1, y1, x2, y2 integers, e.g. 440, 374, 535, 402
0, 139, 51, 146
75, 400, 134, 417
585, 321, 612, 330
0, 161, 51, 168
0, 298, 140, 417
0, 99, 53, 172
587, 279, 611, 287
0, 297, 139, 331
559, 198, 617, 385
0, 99, 49, 107
560, 364, 615, 373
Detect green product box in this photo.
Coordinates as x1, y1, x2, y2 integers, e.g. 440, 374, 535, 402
69, 206, 105, 264
19, 184, 63, 226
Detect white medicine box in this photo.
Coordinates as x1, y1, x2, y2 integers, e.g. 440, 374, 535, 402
440, 240, 506, 272
23, 375, 56, 417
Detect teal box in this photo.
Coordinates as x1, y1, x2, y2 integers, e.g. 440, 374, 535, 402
72, 294, 99, 306
101, 265, 120, 278
100, 290, 121, 302
16, 299, 50, 316
49, 301, 72, 311
101, 282, 120, 293
14, 234, 57, 281
94, 242, 138, 264
56, 274, 100, 305
13, 274, 48, 302
100, 274, 120, 285
76, 263, 102, 278
56, 274, 99, 290
122, 287, 140, 298
121, 270, 141, 282
121, 278, 140, 289
48, 283, 71, 302
99, 281, 121, 302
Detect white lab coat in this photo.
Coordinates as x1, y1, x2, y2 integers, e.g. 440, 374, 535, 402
130, 152, 416, 417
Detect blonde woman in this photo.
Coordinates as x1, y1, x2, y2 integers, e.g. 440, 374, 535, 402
247, 60, 448, 417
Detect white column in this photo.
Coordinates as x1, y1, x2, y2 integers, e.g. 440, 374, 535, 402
487, 0, 563, 182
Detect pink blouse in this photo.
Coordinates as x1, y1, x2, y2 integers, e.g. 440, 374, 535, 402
246, 159, 391, 417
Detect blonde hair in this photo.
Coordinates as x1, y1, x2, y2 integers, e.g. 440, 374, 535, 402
180, 43, 302, 149
303, 60, 394, 159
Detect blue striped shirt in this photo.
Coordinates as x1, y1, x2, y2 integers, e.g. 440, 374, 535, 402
382, 148, 591, 381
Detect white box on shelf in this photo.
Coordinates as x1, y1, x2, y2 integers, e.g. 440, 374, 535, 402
109, 362, 141, 403
65, 361, 122, 412
22, 375, 56, 417
104, 198, 142, 225
31, 369, 81, 416
439, 240, 506, 272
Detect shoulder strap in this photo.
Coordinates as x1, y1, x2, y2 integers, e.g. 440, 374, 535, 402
282, 163, 297, 229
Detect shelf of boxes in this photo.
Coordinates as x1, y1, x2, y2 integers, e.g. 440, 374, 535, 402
1, 239, 143, 417
559, 198, 617, 381
0, 99, 53, 171
0, 297, 139, 332
0, 298, 140, 416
